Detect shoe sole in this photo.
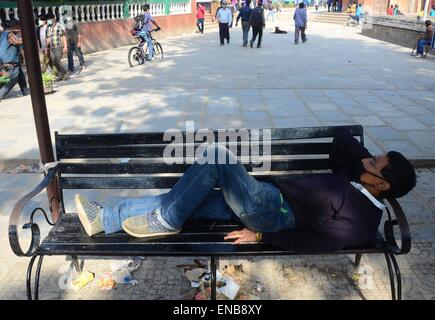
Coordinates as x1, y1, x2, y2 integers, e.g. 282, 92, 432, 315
122, 220, 181, 238
75, 194, 95, 237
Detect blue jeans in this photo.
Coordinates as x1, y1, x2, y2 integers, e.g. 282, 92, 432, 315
139, 31, 153, 58
241, 21, 250, 46
67, 42, 85, 72
417, 39, 432, 55
103, 145, 295, 234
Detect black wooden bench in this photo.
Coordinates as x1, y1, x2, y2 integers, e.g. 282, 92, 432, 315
9, 125, 411, 300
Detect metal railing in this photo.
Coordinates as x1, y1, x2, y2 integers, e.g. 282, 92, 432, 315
0, 0, 191, 27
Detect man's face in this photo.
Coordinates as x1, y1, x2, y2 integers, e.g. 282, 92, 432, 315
360, 154, 390, 193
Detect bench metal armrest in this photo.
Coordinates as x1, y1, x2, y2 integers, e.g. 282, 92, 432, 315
8, 167, 58, 257
383, 198, 411, 255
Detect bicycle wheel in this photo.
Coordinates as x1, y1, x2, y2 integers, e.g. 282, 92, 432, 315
154, 42, 164, 59
128, 46, 144, 68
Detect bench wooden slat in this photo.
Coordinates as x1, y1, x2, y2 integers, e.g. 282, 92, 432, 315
59, 159, 332, 174
59, 173, 309, 189
56, 142, 333, 159
55, 125, 363, 149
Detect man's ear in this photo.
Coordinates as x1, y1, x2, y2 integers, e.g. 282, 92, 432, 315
375, 180, 390, 192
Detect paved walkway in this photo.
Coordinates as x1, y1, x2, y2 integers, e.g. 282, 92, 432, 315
1, 11, 435, 300
0, 11, 435, 161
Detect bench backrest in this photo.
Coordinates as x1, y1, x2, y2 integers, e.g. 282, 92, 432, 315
55, 125, 364, 191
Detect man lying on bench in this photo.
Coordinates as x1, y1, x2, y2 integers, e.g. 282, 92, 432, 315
74, 132, 416, 252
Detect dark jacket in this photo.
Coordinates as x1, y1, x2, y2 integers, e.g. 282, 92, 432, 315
249, 6, 265, 27
263, 132, 383, 252
236, 5, 253, 23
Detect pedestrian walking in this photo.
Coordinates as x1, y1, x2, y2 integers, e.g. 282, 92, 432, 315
294, 2, 307, 45
46, 13, 68, 81
196, 3, 205, 33
36, 14, 55, 74
249, 0, 265, 48
66, 17, 86, 73
216, 1, 233, 45
236, 0, 253, 46
266, 0, 275, 22
0, 20, 29, 101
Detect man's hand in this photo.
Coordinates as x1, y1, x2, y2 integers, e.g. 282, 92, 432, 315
224, 228, 257, 244
63, 46, 68, 55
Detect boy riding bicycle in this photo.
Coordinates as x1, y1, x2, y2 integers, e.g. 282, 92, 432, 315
139, 4, 161, 61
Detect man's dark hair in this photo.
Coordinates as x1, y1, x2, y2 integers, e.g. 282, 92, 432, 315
46, 13, 55, 20
5, 18, 20, 30
299, 2, 305, 8
380, 151, 416, 199
425, 20, 432, 27
38, 14, 47, 21
246, 0, 251, 6
142, 4, 150, 11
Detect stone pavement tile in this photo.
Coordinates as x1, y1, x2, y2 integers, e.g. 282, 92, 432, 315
362, 135, 384, 155
204, 115, 243, 129
260, 89, 296, 100
383, 117, 428, 131
266, 104, 311, 117
306, 102, 340, 112
402, 131, 435, 156
321, 89, 351, 99
300, 95, 331, 103
399, 105, 434, 116
272, 117, 321, 128
365, 126, 405, 141
240, 100, 268, 111
351, 115, 386, 126
376, 140, 425, 158
415, 115, 435, 128
294, 89, 326, 97
339, 106, 373, 116
315, 112, 352, 123
243, 120, 273, 129
352, 95, 386, 104
207, 104, 240, 116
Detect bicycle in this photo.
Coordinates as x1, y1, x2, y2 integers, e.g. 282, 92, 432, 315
128, 29, 164, 68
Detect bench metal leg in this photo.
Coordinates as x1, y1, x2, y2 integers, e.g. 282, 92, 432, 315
389, 252, 402, 300
354, 254, 362, 267
26, 255, 38, 300
34, 255, 44, 300
384, 253, 396, 300
210, 256, 218, 300
71, 255, 83, 273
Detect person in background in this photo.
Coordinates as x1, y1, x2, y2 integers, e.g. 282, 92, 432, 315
66, 17, 86, 73
266, 0, 276, 21
46, 13, 68, 81
413, 20, 433, 58
196, 3, 205, 33
430, 6, 435, 16
216, 0, 233, 45
36, 14, 54, 74
232, 0, 239, 12
294, 2, 307, 45
327, 0, 333, 12
387, 5, 394, 16
249, 0, 265, 48
138, 4, 161, 61
0, 20, 28, 101
236, 0, 253, 46
332, 0, 337, 12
